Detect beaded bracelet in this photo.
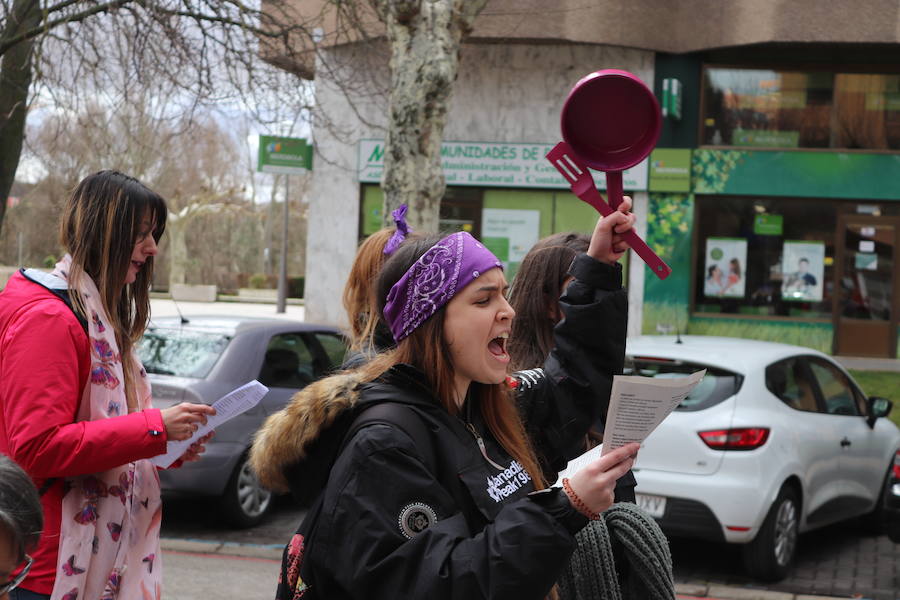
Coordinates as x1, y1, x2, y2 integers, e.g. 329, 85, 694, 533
561, 477, 601, 521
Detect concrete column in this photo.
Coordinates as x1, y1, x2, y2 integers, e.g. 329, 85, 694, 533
627, 191, 649, 338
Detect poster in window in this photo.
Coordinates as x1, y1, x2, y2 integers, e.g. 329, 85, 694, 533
704, 238, 747, 298
481, 208, 540, 280
781, 241, 825, 302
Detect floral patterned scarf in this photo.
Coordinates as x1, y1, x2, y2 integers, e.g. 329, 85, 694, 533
50, 254, 163, 600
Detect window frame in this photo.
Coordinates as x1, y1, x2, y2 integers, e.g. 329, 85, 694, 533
699, 62, 900, 154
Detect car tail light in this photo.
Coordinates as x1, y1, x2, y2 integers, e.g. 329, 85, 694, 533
698, 427, 770, 450
893, 450, 900, 480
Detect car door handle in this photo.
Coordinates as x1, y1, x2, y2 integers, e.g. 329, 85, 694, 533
840, 437, 852, 447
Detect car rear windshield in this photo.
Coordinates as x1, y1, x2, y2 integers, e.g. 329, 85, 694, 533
624, 356, 743, 411
139, 328, 232, 378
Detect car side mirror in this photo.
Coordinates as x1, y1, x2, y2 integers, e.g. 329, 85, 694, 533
866, 396, 893, 428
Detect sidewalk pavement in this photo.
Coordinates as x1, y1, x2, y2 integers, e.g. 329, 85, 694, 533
159, 538, 852, 600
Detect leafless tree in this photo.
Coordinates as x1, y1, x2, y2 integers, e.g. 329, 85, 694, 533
0, 0, 315, 234
2, 0, 491, 239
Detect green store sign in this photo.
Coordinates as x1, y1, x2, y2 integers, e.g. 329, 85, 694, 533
258, 135, 312, 175
693, 149, 900, 200
649, 149, 691, 192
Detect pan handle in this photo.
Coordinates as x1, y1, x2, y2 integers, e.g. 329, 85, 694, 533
606, 171, 624, 211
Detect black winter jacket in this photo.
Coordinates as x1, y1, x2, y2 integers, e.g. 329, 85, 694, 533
251, 254, 627, 600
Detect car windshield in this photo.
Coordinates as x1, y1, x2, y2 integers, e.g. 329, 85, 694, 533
624, 356, 743, 411
139, 328, 232, 378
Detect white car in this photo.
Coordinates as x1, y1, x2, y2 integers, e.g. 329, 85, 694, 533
627, 335, 900, 582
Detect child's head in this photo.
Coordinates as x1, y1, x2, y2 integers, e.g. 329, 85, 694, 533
508, 232, 589, 371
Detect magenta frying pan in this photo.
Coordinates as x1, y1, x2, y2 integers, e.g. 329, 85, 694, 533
561, 69, 661, 210
546, 69, 671, 279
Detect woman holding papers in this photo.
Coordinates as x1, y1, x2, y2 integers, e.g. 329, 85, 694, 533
508, 224, 637, 503
0, 171, 214, 599
251, 200, 638, 600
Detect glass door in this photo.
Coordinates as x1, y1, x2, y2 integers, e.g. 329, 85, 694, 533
833, 216, 900, 357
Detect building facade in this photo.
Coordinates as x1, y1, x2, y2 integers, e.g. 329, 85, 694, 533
285, 0, 900, 357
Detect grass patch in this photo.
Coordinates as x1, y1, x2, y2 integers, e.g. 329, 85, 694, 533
848, 370, 900, 429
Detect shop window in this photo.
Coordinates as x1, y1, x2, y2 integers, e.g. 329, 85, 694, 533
701, 68, 900, 151
693, 196, 836, 319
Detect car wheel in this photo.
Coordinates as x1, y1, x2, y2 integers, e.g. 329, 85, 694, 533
742, 485, 799, 582
220, 453, 273, 528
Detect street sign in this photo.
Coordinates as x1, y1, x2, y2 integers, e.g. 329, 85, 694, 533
257, 135, 312, 174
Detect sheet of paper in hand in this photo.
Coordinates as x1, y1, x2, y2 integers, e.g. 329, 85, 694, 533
600, 369, 706, 456
553, 370, 705, 485
151, 380, 269, 468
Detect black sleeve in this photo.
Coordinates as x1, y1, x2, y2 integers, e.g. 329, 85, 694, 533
310, 425, 584, 600
515, 253, 627, 478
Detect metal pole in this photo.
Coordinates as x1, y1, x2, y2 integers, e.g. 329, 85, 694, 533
276, 175, 289, 313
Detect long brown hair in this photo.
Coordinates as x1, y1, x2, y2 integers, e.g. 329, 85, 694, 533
507, 232, 589, 371
362, 236, 547, 489
342, 228, 420, 353
59, 170, 167, 410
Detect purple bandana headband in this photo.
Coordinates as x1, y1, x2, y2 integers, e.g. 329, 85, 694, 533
383, 204, 412, 256
383, 231, 503, 342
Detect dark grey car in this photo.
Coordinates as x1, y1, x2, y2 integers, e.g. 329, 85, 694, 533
138, 315, 347, 527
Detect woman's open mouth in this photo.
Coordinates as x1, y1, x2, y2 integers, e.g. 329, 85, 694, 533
488, 332, 510, 362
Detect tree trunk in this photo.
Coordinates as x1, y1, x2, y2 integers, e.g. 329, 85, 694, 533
0, 0, 41, 234
373, 0, 487, 232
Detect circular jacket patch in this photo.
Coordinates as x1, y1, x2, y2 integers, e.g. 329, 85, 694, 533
398, 502, 438, 539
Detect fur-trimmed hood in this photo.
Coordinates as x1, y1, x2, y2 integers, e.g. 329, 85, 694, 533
250, 371, 366, 496
249, 364, 439, 505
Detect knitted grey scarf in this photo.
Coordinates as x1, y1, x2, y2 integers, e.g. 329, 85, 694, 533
558, 502, 676, 600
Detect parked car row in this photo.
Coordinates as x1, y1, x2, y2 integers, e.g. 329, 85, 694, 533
141, 321, 899, 582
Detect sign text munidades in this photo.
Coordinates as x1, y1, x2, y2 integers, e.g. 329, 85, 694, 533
358, 140, 648, 190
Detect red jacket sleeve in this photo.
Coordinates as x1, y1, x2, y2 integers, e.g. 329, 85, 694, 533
0, 302, 168, 479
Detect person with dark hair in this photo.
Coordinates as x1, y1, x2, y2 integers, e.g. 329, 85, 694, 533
0, 170, 215, 599
507, 226, 637, 504
507, 231, 590, 372
0, 455, 43, 600
341, 205, 419, 368
251, 200, 639, 600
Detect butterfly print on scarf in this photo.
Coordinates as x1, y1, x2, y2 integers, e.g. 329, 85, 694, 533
143, 553, 156, 573
91, 310, 106, 332
90, 337, 121, 390
62, 588, 78, 600
92, 536, 99, 554
74, 476, 108, 525
107, 521, 122, 542
62, 554, 86, 576
108, 472, 131, 505
99, 569, 121, 600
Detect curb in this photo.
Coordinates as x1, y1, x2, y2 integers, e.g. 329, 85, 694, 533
160, 540, 851, 600
676, 582, 849, 600
161, 537, 282, 561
